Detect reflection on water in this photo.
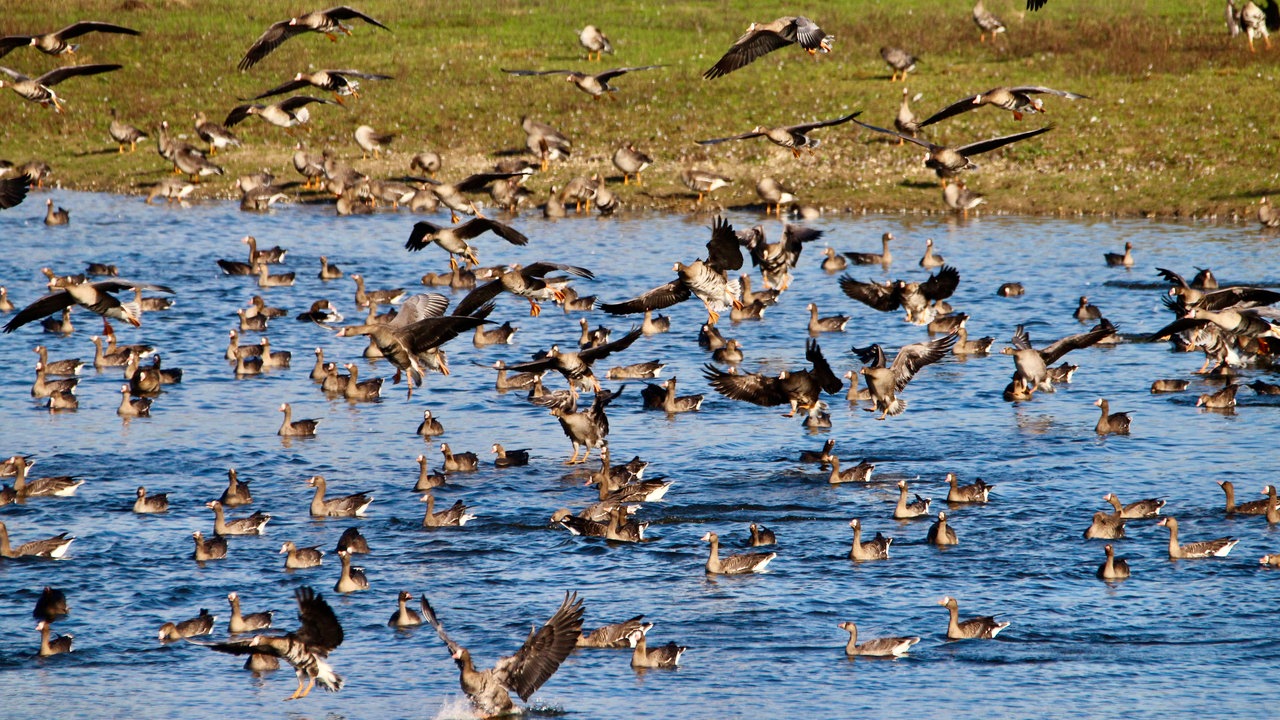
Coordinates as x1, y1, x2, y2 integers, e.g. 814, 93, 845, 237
0, 192, 1279, 718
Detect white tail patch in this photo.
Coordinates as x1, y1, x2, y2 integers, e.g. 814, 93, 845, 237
50, 538, 74, 559
314, 658, 343, 691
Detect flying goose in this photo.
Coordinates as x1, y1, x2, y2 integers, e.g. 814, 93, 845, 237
838, 622, 919, 658
1000, 321, 1115, 394
238, 6, 391, 71
422, 592, 585, 717
602, 217, 743, 324
0, 63, 121, 112
3, 279, 173, 333
854, 118, 1052, 184
839, 265, 959, 325
741, 222, 825, 291
703, 16, 833, 79
0, 21, 138, 58
938, 596, 1008, 639
1158, 517, 1238, 558
920, 86, 1088, 126
509, 328, 643, 396
252, 69, 392, 104
701, 531, 776, 574
224, 96, 339, 131
405, 217, 529, 269
697, 111, 861, 157
502, 65, 664, 100
855, 334, 958, 419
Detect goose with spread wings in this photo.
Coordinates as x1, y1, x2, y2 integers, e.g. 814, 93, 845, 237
192, 586, 344, 701
703, 16, 833, 80
509, 327, 643, 395
704, 338, 842, 418
600, 216, 744, 325
697, 111, 860, 157
838, 265, 959, 325
0, 175, 30, 210
453, 262, 594, 318
238, 7, 390, 71
502, 65, 664, 100
0, 21, 139, 58
224, 95, 339, 130
4, 279, 173, 334
854, 334, 958, 419
740, 222, 825, 290
405, 217, 529, 270
853, 118, 1052, 183
0, 64, 121, 112
422, 591, 585, 718
249, 69, 392, 104
1002, 320, 1115, 392
919, 87, 1088, 127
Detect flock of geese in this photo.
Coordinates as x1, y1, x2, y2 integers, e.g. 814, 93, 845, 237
2, 4, 1280, 717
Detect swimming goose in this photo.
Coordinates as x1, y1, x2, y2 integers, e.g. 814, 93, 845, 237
919, 239, 945, 269
207, 500, 270, 535
747, 523, 776, 546
0, 286, 13, 312
158, 609, 215, 642
255, 263, 294, 289
0, 21, 139, 58
0, 64, 121, 112
577, 615, 649, 650
307, 476, 372, 518
238, 7, 391, 70
800, 438, 837, 465
893, 480, 931, 519
336, 529, 372, 553
558, 286, 597, 315
195, 586, 345, 701
1096, 544, 1131, 581
417, 410, 445, 436
1197, 383, 1240, 409
926, 512, 959, 546
681, 168, 732, 204
828, 457, 874, 484
657, 377, 703, 414
701, 531, 776, 574
1158, 517, 1238, 558
699, 323, 728, 351
43, 198, 69, 226
1094, 398, 1132, 435
234, 354, 264, 377
738, 273, 780, 306
921, 86, 1089, 127
839, 622, 919, 658
1074, 296, 1102, 322
225, 96, 339, 132
280, 541, 323, 569
350, 274, 404, 308
440, 444, 479, 472
946, 474, 993, 503
1084, 509, 1126, 540
4, 279, 173, 333
1104, 242, 1134, 267
334, 549, 369, 593
1001, 321, 1115, 394
12, 462, 82, 498
819, 247, 848, 274
238, 309, 268, 332
405, 217, 528, 270
939, 596, 1008, 639
880, 46, 916, 82
117, 384, 151, 417
1100, 492, 1162, 519
840, 265, 959, 325
1220, 479, 1270, 515
421, 493, 476, 527
388, 591, 423, 628
1151, 379, 1190, 393
503, 65, 664, 101
414, 455, 445, 491
807, 302, 849, 334
278, 403, 320, 437
1262, 484, 1280, 524
697, 111, 861, 158
845, 232, 893, 266
853, 119, 1052, 184
703, 16, 833, 79
855, 334, 958, 419
848, 519, 892, 561
551, 508, 608, 537
228, 592, 274, 634
1264, 553, 1280, 567
253, 69, 392, 104
0, 521, 74, 558
972, 0, 1006, 42
629, 630, 686, 669
133, 486, 169, 513
705, 338, 843, 419
951, 327, 994, 356
423, 592, 584, 717
491, 444, 530, 468
192, 531, 228, 561
341, 363, 382, 401
578, 25, 613, 60
0, 455, 34, 478
711, 339, 744, 366
256, 338, 290, 370
36, 620, 73, 656
943, 181, 985, 216
32, 362, 78, 398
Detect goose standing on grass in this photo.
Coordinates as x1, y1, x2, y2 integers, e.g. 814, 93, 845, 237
880, 46, 917, 82
629, 629, 686, 669
194, 111, 241, 155
972, 0, 1006, 42
702, 16, 833, 80
421, 592, 584, 718
281, 541, 323, 569
938, 596, 1008, 639
1094, 398, 1132, 435
756, 177, 797, 216
701, 531, 776, 574
1097, 544, 1130, 581
388, 591, 423, 628
207, 500, 270, 535
848, 519, 892, 561
279, 403, 320, 437
354, 124, 393, 158
307, 475, 372, 518
681, 168, 732, 204
238, 7, 391, 70
0, 521, 74, 558
1158, 517, 1238, 558
36, 620, 73, 656
838, 622, 919, 658
109, 108, 147, 153
133, 486, 169, 513
3, 279, 174, 333
0, 64, 122, 112
894, 87, 920, 140
578, 25, 613, 60
613, 143, 651, 185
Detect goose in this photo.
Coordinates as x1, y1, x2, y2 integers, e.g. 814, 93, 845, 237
237, 309, 268, 332
32, 587, 67, 623
972, 0, 1006, 42
4, 279, 173, 333
0, 521, 74, 558
1261, 484, 1280, 524
410, 151, 441, 176
1103, 492, 1163, 519
42, 308, 73, 335
848, 519, 892, 561
855, 334, 958, 419
43, 199, 69, 226
421, 493, 476, 527
845, 232, 893, 266
414, 455, 445, 492
741, 222, 825, 291
36, 620, 73, 656
702, 16, 833, 79
828, 457, 874, 484
953, 327, 994, 355
918, 240, 946, 270
341, 363, 383, 401
1075, 296, 1102, 322
577, 615, 649, 649
739, 274, 780, 306
560, 286, 598, 314
334, 549, 369, 593
699, 323, 728, 351
440, 444, 478, 472
534, 386, 622, 465
256, 262, 295, 288
1, 455, 33, 478
1084, 509, 1126, 540
1262, 553, 1280, 567
321, 363, 351, 394
422, 592, 583, 717
748, 523, 776, 546
31, 362, 78, 398
218, 466, 253, 504
158, 609, 215, 642
628, 629, 686, 669
551, 508, 608, 538
938, 596, 1008, 639
894, 87, 920, 140
192, 531, 228, 561
350, 274, 404, 308
799, 439, 837, 465
705, 338, 842, 419
117, 384, 151, 417
45, 390, 77, 412
1094, 398, 1132, 435
821, 247, 847, 273
944, 181, 985, 216
133, 486, 169, 513
194, 587, 345, 701
853, 119, 1052, 184
840, 265, 960, 325
711, 339, 744, 366
417, 410, 444, 437
491, 444, 530, 468
280, 541, 323, 569
193, 111, 241, 155
0, 21, 139, 58
926, 512, 959, 546
0, 64, 122, 112
521, 116, 572, 172
1000, 321, 1115, 394
697, 111, 861, 158
1158, 517, 1238, 558
1197, 384, 1240, 409
601, 506, 648, 543
207, 500, 270, 535
640, 310, 670, 336
893, 479, 931, 519
388, 591, 423, 628
680, 168, 731, 204
405, 217, 529, 270
920, 86, 1089, 126
612, 142, 651, 185
253, 69, 393, 105
656, 377, 703, 414
228, 592, 274, 634
2, 462, 71, 500
578, 25, 613, 60
353, 124, 393, 158
473, 320, 517, 347
234, 354, 264, 377
258, 338, 291, 369
838, 622, 919, 658
807, 303, 849, 334
0, 286, 13, 312
503, 65, 665, 101
1237, 0, 1271, 52
510, 328, 643, 396
701, 531, 775, 574
880, 46, 916, 82
278, 403, 320, 437
947, 474, 993, 503
238, 7, 390, 70
1151, 379, 1190, 393
1104, 242, 1134, 267
307, 475, 372, 517
1096, 544, 1131, 581
123, 355, 160, 396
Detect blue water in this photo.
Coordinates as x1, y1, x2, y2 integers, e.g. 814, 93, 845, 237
1, 191, 1278, 719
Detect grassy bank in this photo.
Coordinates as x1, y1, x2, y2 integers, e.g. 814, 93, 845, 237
0, 0, 1277, 218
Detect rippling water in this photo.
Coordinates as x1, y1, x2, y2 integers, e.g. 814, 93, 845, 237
1, 192, 1278, 719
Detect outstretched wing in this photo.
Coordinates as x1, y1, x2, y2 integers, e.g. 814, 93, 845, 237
919, 265, 960, 302
955, 126, 1053, 157
249, 78, 310, 100
420, 595, 466, 660
224, 103, 259, 127
388, 293, 450, 327
1195, 287, 1280, 311
238, 20, 302, 71
325, 7, 391, 30
918, 93, 986, 128
853, 118, 937, 150
600, 280, 691, 315
34, 63, 122, 87
401, 306, 495, 352
706, 216, 744, 272
0, 174, 30, 209
3, 290, 76, 333
278, 95, 338, 112
456, 217, 529, 245
1009, 86, 1089, 100
805, 339, 843, 394
1039, 319, 1115, 364
787, 110, 861, 133
703, 23, 796, 80
580, 326, 643, 362
595, 65, 665, 83
838, 275, 900, 312
492, 592, 586, 701
56, 21, 141, 40
695, 129, 767, 145
703, 363, 789, 406
502, 68, 575, 77
889, 333, 957, 390
1155, 267, 1190, 289
293, 586, 343, 654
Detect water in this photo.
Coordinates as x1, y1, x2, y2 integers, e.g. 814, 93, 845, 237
1, 192, 1278, 719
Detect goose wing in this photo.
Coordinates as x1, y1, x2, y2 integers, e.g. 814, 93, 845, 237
853, 118, 937, 150
0, 174, 30, 209
454, 217, 529, 245
4, 290, 76, 333
388, 293, 450, 327
919, 265, 960, 301
703, 364, 789, 406
703, 20, 797, 80
696, 129, 767, 145
54, 21, 141, 40
805, 339, 843, 394
579, 326, 643, 362
594, 65, 664, 84
918, 93, 986, 127
838, 275, 900, 311
292, 586, 344, 653
787, 110, 861, 133
1039, 319, 1115, 364
249, 77, 310, 100
1009, 85, 1089, 100
491, 591, 585, 701
238, 19, 304, 71
323, 6, 391, 30
954, 126, 1053, 157
600, 280, 691, 315
706, 216, 744, 272
34, 63, 122, 86
889, 333, 957, 390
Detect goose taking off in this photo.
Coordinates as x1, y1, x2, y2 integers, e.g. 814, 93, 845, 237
704, 338, 842, 419
0, 21, 139, 58
697, 111, 861, 157
4, 279, 174, 333
0, 64, 122, 113
854, 334, 958, 419
238, 7, 391, 71
703, 16, 833, 79
502, 65, 664, 100
920, 86, 1088, 126
251, 69, 392, 104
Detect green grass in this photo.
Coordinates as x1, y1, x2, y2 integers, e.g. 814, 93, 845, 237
0, 0, 1277, 217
